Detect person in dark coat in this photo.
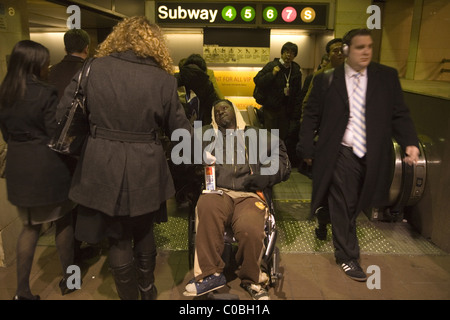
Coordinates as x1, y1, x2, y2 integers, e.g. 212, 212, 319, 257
253, 42, 303, 142
48, 28, 90, 100
48, 28, 95, 262
57, 16, 192, 300
297, 29, 420, 281
177, 53, 219, 126
0, 40, 75, 300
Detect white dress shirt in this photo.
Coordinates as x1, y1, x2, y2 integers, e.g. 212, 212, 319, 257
342, 63, 368, 148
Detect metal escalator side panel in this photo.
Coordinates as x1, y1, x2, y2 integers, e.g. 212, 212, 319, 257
389, 139, 403, 207
389, 138, 427, 212
407, 140, 427, 206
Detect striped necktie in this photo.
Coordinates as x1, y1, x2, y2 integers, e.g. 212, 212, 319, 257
351, 72, 366, 158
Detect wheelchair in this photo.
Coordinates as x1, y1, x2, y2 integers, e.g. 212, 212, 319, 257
186, 187, 282, 289
169, 105, 282, 293
185, 104, 282, 289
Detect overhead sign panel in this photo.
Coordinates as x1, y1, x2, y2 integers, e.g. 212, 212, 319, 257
261, 4, 328, 28
156, 2, 256, 26
155, 2, 329, 28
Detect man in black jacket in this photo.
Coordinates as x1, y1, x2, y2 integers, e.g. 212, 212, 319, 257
48, 28, 93, 262
253, 42, 302, 144
183, 99, 290, 300
49, 29, 90, 100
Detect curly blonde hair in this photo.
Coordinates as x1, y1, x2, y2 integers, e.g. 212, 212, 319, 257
95, 16, 174, 74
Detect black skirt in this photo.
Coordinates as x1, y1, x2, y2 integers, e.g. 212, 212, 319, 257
74, 202, 167, 244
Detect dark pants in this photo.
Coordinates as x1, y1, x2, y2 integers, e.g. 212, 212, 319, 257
263, 107, 288, 141
328, 145, 366, 263
194, 193, 267, 285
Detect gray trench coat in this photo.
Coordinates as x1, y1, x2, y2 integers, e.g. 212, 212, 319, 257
57, 51, 192, 218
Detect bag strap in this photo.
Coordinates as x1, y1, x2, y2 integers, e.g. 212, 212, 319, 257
74, 57, 94, 97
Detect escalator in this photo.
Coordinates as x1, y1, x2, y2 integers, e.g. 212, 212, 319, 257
366, 138, 427, 221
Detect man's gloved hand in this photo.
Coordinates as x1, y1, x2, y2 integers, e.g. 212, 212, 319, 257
243, 174, 271, 191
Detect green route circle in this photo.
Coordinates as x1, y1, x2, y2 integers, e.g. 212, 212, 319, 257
222, 6, 237, 21
263, 6, 278, 22
240, 6, 255, 22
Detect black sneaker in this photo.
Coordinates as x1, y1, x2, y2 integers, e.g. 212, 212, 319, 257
340, 260, 367, 281
315, 223, 328, 240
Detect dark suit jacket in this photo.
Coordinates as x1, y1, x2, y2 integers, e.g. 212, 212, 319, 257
0, 78, 72, 206
48, 54, 85, 101
58, 51, 192, 218
298, 62, 419, 215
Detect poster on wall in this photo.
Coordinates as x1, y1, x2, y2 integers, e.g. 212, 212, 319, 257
203, 46, 270, 65
203, 28, 270, 65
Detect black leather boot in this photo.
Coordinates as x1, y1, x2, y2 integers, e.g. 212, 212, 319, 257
110, 262, 139, 300
135, 251, 157, 300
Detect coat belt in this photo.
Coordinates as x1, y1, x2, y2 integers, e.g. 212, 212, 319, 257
90, 125, 159, 143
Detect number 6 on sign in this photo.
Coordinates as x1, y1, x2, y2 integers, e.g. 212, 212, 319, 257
263, 7, 278, 22
282, 6, 297, 23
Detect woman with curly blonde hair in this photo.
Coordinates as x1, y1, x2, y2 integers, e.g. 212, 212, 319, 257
95, 16, 173, 74
56, 16, 191, 300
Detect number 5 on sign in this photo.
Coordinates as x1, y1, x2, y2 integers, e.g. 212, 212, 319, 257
241, 6, 255, 22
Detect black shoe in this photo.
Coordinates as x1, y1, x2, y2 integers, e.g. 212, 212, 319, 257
340, 260, 367, 282
13, 294, 40, 300
74, 245, 101, 263
315, 224, 328, 240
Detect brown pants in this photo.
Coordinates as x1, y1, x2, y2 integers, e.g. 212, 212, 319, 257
194, 193, 267, 285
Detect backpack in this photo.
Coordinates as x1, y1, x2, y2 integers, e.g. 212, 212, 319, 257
253, 85, 266, 105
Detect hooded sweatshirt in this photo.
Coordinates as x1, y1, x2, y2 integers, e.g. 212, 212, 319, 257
201, 102, 290, 194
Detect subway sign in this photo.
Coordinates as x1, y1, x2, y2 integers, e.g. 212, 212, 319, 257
261, 4, 328, 27
155, 2, 328, 28
156, 2, 257, 26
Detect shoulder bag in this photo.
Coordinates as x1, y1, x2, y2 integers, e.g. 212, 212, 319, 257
48, 58, 94, 155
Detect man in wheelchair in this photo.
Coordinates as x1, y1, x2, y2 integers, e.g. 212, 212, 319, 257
183, 99, 291, 300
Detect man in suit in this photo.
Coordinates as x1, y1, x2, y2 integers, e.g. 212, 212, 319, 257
297, 29, 420, 281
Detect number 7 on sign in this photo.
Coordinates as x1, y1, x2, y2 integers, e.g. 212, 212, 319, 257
282, 7, 297, 23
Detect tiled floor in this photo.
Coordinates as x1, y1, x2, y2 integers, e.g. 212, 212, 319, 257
1, 172, 449, 301
1, 246, 449, 300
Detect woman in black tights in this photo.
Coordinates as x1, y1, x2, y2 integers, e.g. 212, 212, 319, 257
0, 40, 75, 300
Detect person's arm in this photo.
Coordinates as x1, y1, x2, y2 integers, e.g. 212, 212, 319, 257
243, 129, 291, 191
254, 61, 279, 88
389, 68, 420, 165
42, 88, 60, 137
296, 72, 324, 164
